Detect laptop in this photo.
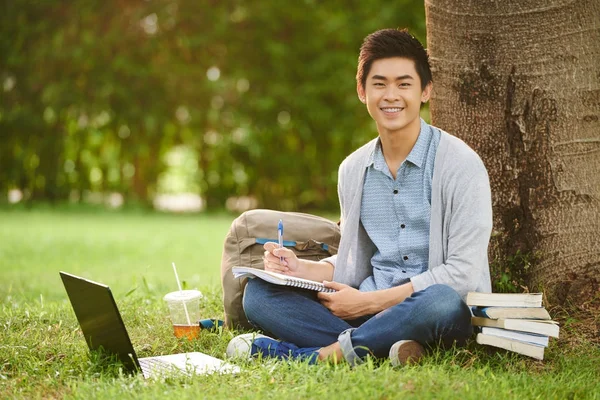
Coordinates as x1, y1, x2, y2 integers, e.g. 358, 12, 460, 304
60, 271, 239, 379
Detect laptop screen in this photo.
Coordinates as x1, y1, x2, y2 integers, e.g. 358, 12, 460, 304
60, 271, 140, 373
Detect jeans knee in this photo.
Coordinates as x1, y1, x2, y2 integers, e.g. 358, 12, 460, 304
421, 284, 469, 322
242, 278, 269, 322
428, 284, 462, 303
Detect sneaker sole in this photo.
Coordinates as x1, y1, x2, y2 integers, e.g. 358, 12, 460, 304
389, 340, 425, 366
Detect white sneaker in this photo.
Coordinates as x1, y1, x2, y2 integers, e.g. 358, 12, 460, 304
389, 340, 425, 366
226, 333, 270, 359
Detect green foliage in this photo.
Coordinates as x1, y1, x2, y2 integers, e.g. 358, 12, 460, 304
490, 249, 538, 294
0, 0, 426, 210
1, 208, 599, 399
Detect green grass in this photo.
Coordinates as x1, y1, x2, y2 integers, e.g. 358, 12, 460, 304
1, 207, 599, 399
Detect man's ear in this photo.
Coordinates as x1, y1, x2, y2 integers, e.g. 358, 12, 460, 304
421, 82, 433, 103
357, 83, 366, 104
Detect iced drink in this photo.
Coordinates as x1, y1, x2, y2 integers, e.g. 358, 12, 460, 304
163, 289, 203, 340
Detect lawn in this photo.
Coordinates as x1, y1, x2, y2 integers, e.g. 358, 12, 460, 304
1, 207, 598, 399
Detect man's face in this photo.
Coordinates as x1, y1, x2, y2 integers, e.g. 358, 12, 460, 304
358, 57, 431, 137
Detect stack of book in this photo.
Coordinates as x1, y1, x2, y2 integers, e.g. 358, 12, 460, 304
467, 292, 559, 360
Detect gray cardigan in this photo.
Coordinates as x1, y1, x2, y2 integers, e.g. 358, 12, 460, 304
324, 128, 493, 299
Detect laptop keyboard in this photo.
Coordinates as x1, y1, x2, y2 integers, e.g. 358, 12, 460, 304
139, 357, 184, 378
138, 353, 240, 379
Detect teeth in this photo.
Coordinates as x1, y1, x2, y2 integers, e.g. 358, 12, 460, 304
381, 107, 403, 112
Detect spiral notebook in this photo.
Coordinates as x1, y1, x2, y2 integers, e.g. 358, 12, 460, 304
232, 266, 336, 293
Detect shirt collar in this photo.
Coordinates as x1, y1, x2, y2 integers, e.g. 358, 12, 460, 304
366, 119, 432, 170
405, 119, 432, 169
366, 138, 382, 169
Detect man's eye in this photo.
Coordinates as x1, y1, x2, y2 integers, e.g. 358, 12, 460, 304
399, 83, 410, 87
374, 83, 384, 87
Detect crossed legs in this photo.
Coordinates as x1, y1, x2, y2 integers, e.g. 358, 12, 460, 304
243, 278, 473, 364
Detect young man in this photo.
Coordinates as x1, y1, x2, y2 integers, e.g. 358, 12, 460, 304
227, 28, 493, 366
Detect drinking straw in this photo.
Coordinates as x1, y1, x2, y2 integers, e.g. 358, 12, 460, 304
172, 262, 192, 325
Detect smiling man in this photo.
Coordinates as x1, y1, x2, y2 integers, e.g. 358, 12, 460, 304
228, 28, 493, 366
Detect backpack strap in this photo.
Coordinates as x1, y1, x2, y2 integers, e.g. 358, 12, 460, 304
255, 238, 337, 255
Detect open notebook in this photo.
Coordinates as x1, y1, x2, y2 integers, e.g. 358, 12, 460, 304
232, 266, 336, 293
60, 271, 239, 379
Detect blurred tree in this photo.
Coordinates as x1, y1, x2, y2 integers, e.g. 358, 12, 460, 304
0, 0, 426, 210
1, 1, 179, 205
426, 0, 600, 304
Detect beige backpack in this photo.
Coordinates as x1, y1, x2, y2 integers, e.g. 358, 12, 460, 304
220, 209, 340, 329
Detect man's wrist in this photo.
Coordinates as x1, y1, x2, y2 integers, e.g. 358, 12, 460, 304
364, 291, 384, 314
292, 259, 308, 278
367, 282, 415, 314
292, 259, 334, 282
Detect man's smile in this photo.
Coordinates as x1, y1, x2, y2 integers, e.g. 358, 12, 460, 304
380, 107, 405, 114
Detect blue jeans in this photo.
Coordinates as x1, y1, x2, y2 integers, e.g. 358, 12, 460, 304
243, 279, 473, 365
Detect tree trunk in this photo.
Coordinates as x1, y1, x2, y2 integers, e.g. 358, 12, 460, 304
425, 0, 600, 305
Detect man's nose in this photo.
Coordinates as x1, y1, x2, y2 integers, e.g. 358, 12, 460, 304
383, 86, 399, 101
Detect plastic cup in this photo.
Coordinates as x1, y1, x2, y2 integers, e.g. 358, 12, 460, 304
163, 290, 203, 340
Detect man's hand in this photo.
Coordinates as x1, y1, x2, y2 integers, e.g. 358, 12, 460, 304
263, 241, 300, 276
317, 281, 373, 319
263, 242, 335, 282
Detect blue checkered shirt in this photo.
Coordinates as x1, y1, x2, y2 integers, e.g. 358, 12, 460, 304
359, 122, 441, 291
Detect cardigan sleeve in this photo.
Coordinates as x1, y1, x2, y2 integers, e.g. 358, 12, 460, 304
321, 160, 346, 269
410, 159, 493, 297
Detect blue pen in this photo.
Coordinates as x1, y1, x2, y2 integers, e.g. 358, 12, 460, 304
278, 219, 284, 263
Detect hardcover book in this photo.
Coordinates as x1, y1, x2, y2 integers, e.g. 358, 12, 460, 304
466, 292, 543, 308
471, 316, 559, 338
476, 333, 545, 360
480, 327, 549, 347
472, 306, 551, 320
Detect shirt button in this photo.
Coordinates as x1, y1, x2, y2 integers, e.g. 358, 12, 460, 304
393, 189, 398, 194
400, 224, 406, 229
403, 256, 409, 260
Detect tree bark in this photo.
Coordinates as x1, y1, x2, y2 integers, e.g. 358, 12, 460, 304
425, 0, 600, 304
